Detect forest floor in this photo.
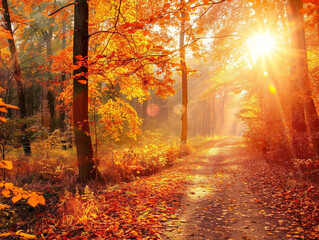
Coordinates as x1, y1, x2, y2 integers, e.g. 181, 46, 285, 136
160, 137, 319, 240
6, 137, 319, 239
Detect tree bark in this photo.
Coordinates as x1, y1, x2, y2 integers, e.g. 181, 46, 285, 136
73, 0, 103, 183
180, 0, 188, 144
1, 0, 31, 156
287, 0, 319, 156
212, 96, 216, 137
43, 15, 57, 132
60, 20, 67, 149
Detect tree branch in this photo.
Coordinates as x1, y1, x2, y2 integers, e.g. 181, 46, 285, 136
49, 2, 75, 16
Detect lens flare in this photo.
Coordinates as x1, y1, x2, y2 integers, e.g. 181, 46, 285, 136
247, 32, 275, 62
146, 103, 160, 117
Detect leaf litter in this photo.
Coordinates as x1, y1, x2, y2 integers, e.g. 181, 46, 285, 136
33, 137, 319, 239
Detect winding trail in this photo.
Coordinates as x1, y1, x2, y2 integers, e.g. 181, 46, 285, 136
162, 137, 317, 240
37, 136, 318, 239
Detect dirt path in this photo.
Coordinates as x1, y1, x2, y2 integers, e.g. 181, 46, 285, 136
162, 137, 318, 240
30, 137, 318, 239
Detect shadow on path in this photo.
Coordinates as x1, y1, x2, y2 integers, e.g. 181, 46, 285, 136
165, 137, 291, 240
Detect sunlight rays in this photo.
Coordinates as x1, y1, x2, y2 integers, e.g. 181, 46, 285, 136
245, 30, 296, 160
247, 32, 275, 63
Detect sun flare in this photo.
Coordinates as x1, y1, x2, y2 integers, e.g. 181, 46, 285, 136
247, 33, 275, 61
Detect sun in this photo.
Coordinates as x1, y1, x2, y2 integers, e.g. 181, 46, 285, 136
247, 32, 275, 62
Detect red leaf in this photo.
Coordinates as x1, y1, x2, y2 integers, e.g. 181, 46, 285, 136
78, 80, 87, 85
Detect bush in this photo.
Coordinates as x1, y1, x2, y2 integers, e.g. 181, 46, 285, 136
99, 131, 179, 183
293, 158, 319, 183
33, 129, 67, 158
0, 119, 24, 161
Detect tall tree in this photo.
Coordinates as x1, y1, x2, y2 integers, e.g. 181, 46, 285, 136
59, 19, 67, 133
43, 16, 57, 133
180, 0, 188, 144
287, 0, 319, 156
1, 0, 31, 156
73, 0, 102, 183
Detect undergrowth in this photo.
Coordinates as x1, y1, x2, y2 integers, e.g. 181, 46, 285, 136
0, 130, 190, 238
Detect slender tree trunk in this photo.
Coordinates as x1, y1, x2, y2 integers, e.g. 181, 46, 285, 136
142, 100, 148, 129
295, 4, 319, 156
287, 0, 319, 156
73, 0, 103, 183
1, 0, 31, 156
180, 0, 188, 144
6, 88, 12, 118
44, 16, 57, 132
212, 96, 216, 137
60, 20, 67, 149
60, 20, 67, 132
203, 100, 205, 136
220, 93, 226, 135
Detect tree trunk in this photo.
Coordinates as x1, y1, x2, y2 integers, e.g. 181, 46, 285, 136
142, 100, 148, 130
287, 0, 319, 156
60, 20, 67, 149
73, 0, 103, 183
212, 96, 216, 137
44, 16, 57, 132
180, 0, 188, 144
1, 0, 31, 156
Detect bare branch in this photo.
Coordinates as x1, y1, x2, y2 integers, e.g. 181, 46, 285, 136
49, 1, 75, 16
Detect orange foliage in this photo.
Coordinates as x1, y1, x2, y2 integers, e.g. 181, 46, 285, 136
0, 181, 45, 207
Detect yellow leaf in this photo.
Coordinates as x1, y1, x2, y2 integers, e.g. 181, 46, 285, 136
2, 188, 11, 198
4, 182, 13, 189
12, 194, 22, 203
0, 204, 10, 210
17, 232, 37, 239
0, 117, 6, 122
0, 161, 13, 170
5, 104, 18, 110
0, 233, 11, 237
27, 193, 45, 207
79, 215, 88, 224
0, 107, 8, 113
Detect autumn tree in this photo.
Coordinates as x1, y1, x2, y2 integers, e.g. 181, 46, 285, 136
1, 0, 31, 156
287, 0, 319, 157
72, 0, 102, 183
180, 0, 188, 144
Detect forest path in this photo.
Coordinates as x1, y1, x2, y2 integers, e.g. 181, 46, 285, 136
162, 137, 314, 240
37, 137, 318, 239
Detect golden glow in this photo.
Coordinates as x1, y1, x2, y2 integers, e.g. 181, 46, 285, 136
247, 33, 275, 62
268, 84, 277, 94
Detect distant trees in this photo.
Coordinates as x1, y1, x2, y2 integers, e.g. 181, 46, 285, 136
3, 0, 319, 182
227, 0, 319, 161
